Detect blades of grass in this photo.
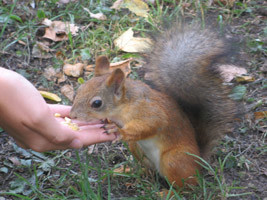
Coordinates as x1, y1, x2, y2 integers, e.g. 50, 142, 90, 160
227, 192, 253, 197
186, 153, 225, 196
77, 150, 98, 200
0, 192, 32, 200
107, 172, 111, 200
13, 172, 49, 198
0, 0, 18, 38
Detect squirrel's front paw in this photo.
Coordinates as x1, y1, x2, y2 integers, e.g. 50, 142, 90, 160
102, 123, 122, 142
102, 123, 119, 134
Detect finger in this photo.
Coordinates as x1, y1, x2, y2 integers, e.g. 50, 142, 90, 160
48, 104, 72, 117
71, 119, 103, 126
76, 127, 117, 146
78, 123, 104, 130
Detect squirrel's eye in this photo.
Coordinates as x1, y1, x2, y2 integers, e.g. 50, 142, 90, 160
91, 100, 102, 108
90, 96, 103, 109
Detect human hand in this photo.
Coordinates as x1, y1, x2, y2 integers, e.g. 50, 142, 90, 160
0, 67, 116, 152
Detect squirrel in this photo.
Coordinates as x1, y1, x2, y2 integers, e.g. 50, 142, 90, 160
70, 24, 236, 188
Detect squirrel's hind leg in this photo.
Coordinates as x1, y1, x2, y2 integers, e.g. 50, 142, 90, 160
159, 147, 200, 188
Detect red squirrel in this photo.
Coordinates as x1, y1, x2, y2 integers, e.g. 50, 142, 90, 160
70, 24, 235, 187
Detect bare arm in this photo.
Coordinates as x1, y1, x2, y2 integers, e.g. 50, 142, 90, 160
0, 67, 116, 152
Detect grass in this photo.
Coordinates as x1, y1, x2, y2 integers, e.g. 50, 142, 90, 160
0, 0, 266, 199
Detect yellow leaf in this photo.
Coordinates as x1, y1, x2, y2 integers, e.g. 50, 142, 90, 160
114, 28, 153, 53
39, 91, 62, 102
235, 76, 255, 83
124, 0, 149, 18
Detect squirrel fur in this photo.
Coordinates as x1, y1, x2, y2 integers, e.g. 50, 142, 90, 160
70, 24, 236, 187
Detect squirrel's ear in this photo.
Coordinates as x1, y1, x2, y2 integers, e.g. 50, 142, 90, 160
95, 56, 110, 76
106, 68, 125, 98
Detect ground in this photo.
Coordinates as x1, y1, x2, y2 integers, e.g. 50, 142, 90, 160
0, 0, 266, 199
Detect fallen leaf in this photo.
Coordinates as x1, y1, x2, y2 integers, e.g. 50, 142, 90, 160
60, 84, 74, 101
254, 111, 267, 120
57, 72, 67, 83
39, 91, 62, 102
18, 40, 26, 46
32, 42, 53, 59
43, 67, 57, 81
110, 58, 133, 76
124, 0, 149, 18
9, 156, 21, 166
113, 165, 131, 174
42, 18, 79, 41
43, 67, 66, 83
63, 63, 84, 77
235, 76, 255, 83
84, 64, 94, 71
114, 28, 153, 53
218, 65, 247, 82
111, 0, 124, 9
87, 145, 94, 154
0, 167, 8, 174
83, 7, 107, 20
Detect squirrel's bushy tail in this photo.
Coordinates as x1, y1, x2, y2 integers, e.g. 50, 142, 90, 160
144, 24, 236, 158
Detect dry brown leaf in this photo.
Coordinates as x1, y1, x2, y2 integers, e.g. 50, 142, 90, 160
110, 58, 133, 76
254, 111, 267, 120
218, 65, 247, 82
84, 64, 94, 72
60, 84, 75, 101
42, 18, 79, 42
32, 42, 53, 59
18, 40, 27, 46
43, 67, 66, 83
43, 67, 58, 81
114, 28, 153, 53
113, 165, 131, 174
57, 72, 67, 83
235, 76, 255, 83
9, 156, 21, 166
83, 7, 107, 20
63, 63, 84, 77
124, 0, 149, 18
87, 145, 94, 154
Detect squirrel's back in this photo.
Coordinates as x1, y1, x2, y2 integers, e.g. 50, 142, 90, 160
144, 24, 236, 158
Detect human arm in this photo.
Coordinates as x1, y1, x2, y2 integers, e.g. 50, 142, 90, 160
0, 67, 116, 152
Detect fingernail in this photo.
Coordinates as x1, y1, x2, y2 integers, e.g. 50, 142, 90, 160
70, 139, 83, 149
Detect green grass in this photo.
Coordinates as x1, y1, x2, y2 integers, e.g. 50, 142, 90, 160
0, 0, 265, 199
